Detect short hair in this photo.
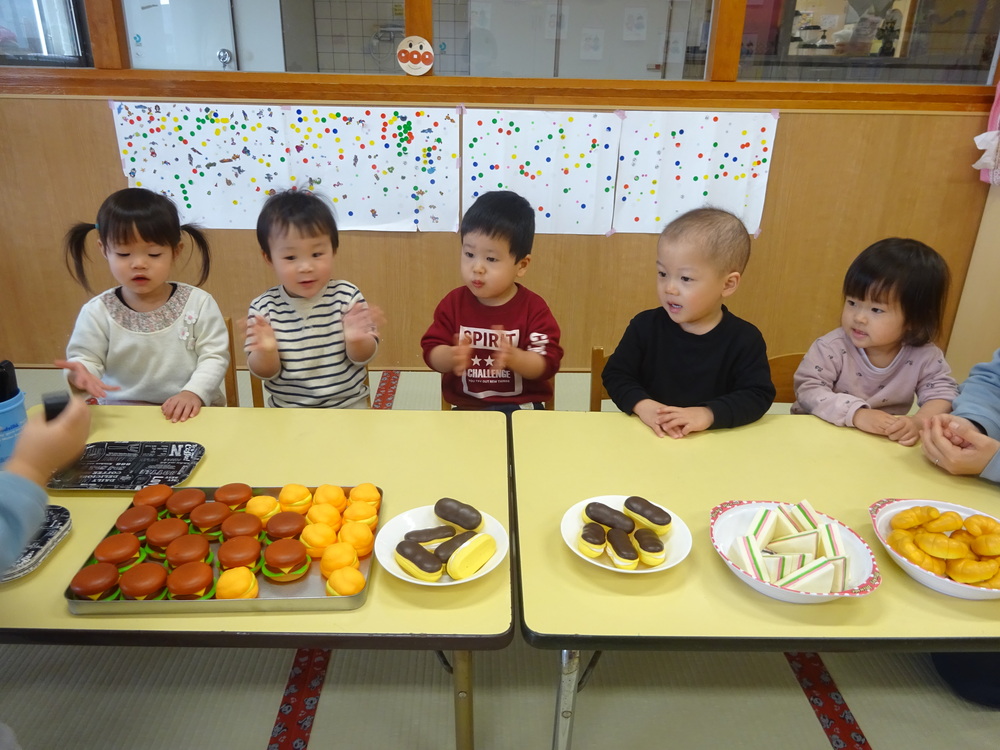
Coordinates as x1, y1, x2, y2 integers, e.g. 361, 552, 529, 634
256, 189, 339, 258
460, 191, 535, 262
659, 208, 751, 274
843, 238, 950, 346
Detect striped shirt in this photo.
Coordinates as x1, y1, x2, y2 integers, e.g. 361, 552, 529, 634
248, 281, 373, 408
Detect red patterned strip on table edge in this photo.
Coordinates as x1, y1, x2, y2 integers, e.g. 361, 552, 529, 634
371, 370, 400, 410
785, 651, 871, 749
268, 648, 331, 749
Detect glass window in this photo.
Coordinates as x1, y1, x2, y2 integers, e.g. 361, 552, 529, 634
0, 0, 89, 66
739, 1, 1000, 84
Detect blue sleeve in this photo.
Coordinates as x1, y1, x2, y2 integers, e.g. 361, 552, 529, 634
953, 349, 1000, 439
0, 472, 47, 571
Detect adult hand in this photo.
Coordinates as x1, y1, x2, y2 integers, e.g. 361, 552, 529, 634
5, 396, 91, 487
922, 416, 1000, 476
53, 359, 120, 399
162, 390, 204, 423
657, 405, 714, 439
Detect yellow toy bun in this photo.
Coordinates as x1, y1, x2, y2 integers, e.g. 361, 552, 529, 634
965, 515, 1000, 537
950, 529, 977, 546
306, 503, 342, 532
395, 540, 444, 582
971, 533, 1000, 558
320, 542, 360, 577
325, 566, 367, 596
314, 484, 348, 513
894, 537, 947, 576
349, 483, 382, 511
444, 533, 496, 580
577, 522, 606, 559
300, 522, 338, 558
946, 557, 1000, 584
339, 521, 375, 557
215, 567, 259, 599
890, 506, 940, 530
278, 484, 313, 514
343, 501, 378, 531
923, 511, 964, 534
914, 532, 971, 560
245, 495, 280, 522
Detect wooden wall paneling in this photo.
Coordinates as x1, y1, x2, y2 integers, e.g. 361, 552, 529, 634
0, 99, 989, 374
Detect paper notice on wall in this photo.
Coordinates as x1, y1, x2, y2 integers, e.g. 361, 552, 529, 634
463, 109, 622, 235
612, 111, 778, 234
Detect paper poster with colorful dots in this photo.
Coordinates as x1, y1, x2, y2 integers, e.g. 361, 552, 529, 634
613, 111, 778, 234
111, 101, 289, 228
282, 106, 460, 231
463, 109, 623, 235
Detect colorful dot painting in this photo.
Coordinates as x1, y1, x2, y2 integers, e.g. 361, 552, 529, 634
112, 101, 777, 235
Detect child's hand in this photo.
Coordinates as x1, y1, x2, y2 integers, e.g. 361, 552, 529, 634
343, 302, 384, 344
657, 405, 714, 439
5, 396, 91, 487
633, 399, 670, 437
885, 414, 921, 446
451, 333, 473, 376
242, 314, 277, 355
162, 391, 204, 423
53, 359, 121, 399
853, 408, 906, 441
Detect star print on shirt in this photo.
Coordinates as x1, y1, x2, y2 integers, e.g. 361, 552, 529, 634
485, 356, 495, 367
471, 356, 482, 366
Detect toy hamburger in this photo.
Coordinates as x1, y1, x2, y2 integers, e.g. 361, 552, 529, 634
220, 512, 263, 541
131, 483, 173, 516
165, 533, 213, 570
165, 488, 207, 520
188, 501, 232, 541
69, 562, 120, 601
265, 511, 307, 543
114, 505, 159, 541
93, 532, 146, 573
145, 518, 190, 560
213, 482, 253, 511
262, 538, 310, 583
217, 536, 263, 573
118, 562, 168, 600
166, 561, 215, 600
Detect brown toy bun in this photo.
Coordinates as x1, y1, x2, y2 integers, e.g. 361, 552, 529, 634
119, 562, 168, 600
221, 512, 263, 541
165, 488, 207, 519
217, 536, 263, 572
70, 562, 120, 600
165, 534, 212, 570
132, 484, 173, 513
263, 538, 310, 582
265, 511, 308, 542
115, 505, 158, 539
188, 502, 232, 539
166, 561, 215, 600
213, 482, 253, 510
94, 532, 145, 572
145, 518, 190, 559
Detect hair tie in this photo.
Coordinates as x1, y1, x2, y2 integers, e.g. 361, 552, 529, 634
94, 221, 99, 230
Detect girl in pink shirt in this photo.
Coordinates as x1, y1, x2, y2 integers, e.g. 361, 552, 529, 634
791, 238, 958, 446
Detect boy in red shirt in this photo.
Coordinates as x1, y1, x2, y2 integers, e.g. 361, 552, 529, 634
421, 191, 562, 410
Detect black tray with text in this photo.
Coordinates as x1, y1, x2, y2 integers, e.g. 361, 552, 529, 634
48, 442, 205, 490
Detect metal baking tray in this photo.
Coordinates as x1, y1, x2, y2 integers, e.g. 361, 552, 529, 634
65, 486, 378, 614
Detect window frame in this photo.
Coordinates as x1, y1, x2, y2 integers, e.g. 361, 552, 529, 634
0, 0, 994, 112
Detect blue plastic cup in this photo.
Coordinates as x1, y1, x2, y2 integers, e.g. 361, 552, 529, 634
0, 390, 27, 467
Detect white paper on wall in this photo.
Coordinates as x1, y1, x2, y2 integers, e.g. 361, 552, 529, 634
463, 109, 623, 235
613, 111, 778, 234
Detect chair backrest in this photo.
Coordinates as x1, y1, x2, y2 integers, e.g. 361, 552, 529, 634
768, 353, 805, 404
441, 375, 556, 411
589, 346, 611, 412
222, 317, 239, 407
251, 369, 372, 408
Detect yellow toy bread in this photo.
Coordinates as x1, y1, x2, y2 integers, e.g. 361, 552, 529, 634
946, 557, 1000, 584
326, 566, 367, 596
914, 532, 971, 560
622, 496, 672, 535
890, 505, 940, 530
300, 522, 338, 558
306, 503, 342, 532
343, 501, 378, 531
444, 533, 497, 580
320, 542, 360, 577
215, 567, 259, 599
245, 495, 280, 522
339, 521, 375, 557
349, 483, 382, 511
278, 484, 313, 514
313, 484, 348, 513
394, 540, 444, 582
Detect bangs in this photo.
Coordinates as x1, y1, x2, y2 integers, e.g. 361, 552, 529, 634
98, 189, 182, 249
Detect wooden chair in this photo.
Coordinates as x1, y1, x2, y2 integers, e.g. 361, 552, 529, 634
441, 375, 556, 411
768, 353, 805, 403
222, 317, 239, 407
589, 346, 611, 412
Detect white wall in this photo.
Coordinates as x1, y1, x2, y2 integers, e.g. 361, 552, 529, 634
233, 0, 286, 72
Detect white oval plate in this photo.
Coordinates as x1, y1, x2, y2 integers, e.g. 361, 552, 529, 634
375, 505, 508, 587
869, 498, 1000, 601
710, 500, 881, 604
559, 495, 692, 574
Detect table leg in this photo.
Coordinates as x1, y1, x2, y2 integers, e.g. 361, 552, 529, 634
553, 649, 580, 750
453, 649, 474, 750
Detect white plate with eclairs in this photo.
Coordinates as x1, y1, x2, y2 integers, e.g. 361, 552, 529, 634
710, 500, 881, 604
869, 498, 1000, 601
374, 505, 509, 587
559, 495, 692, 574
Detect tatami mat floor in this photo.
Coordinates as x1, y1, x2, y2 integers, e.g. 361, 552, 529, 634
2, 369, 996, 749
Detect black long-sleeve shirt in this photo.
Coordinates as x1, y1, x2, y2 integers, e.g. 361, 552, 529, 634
602, 306, 775, 429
